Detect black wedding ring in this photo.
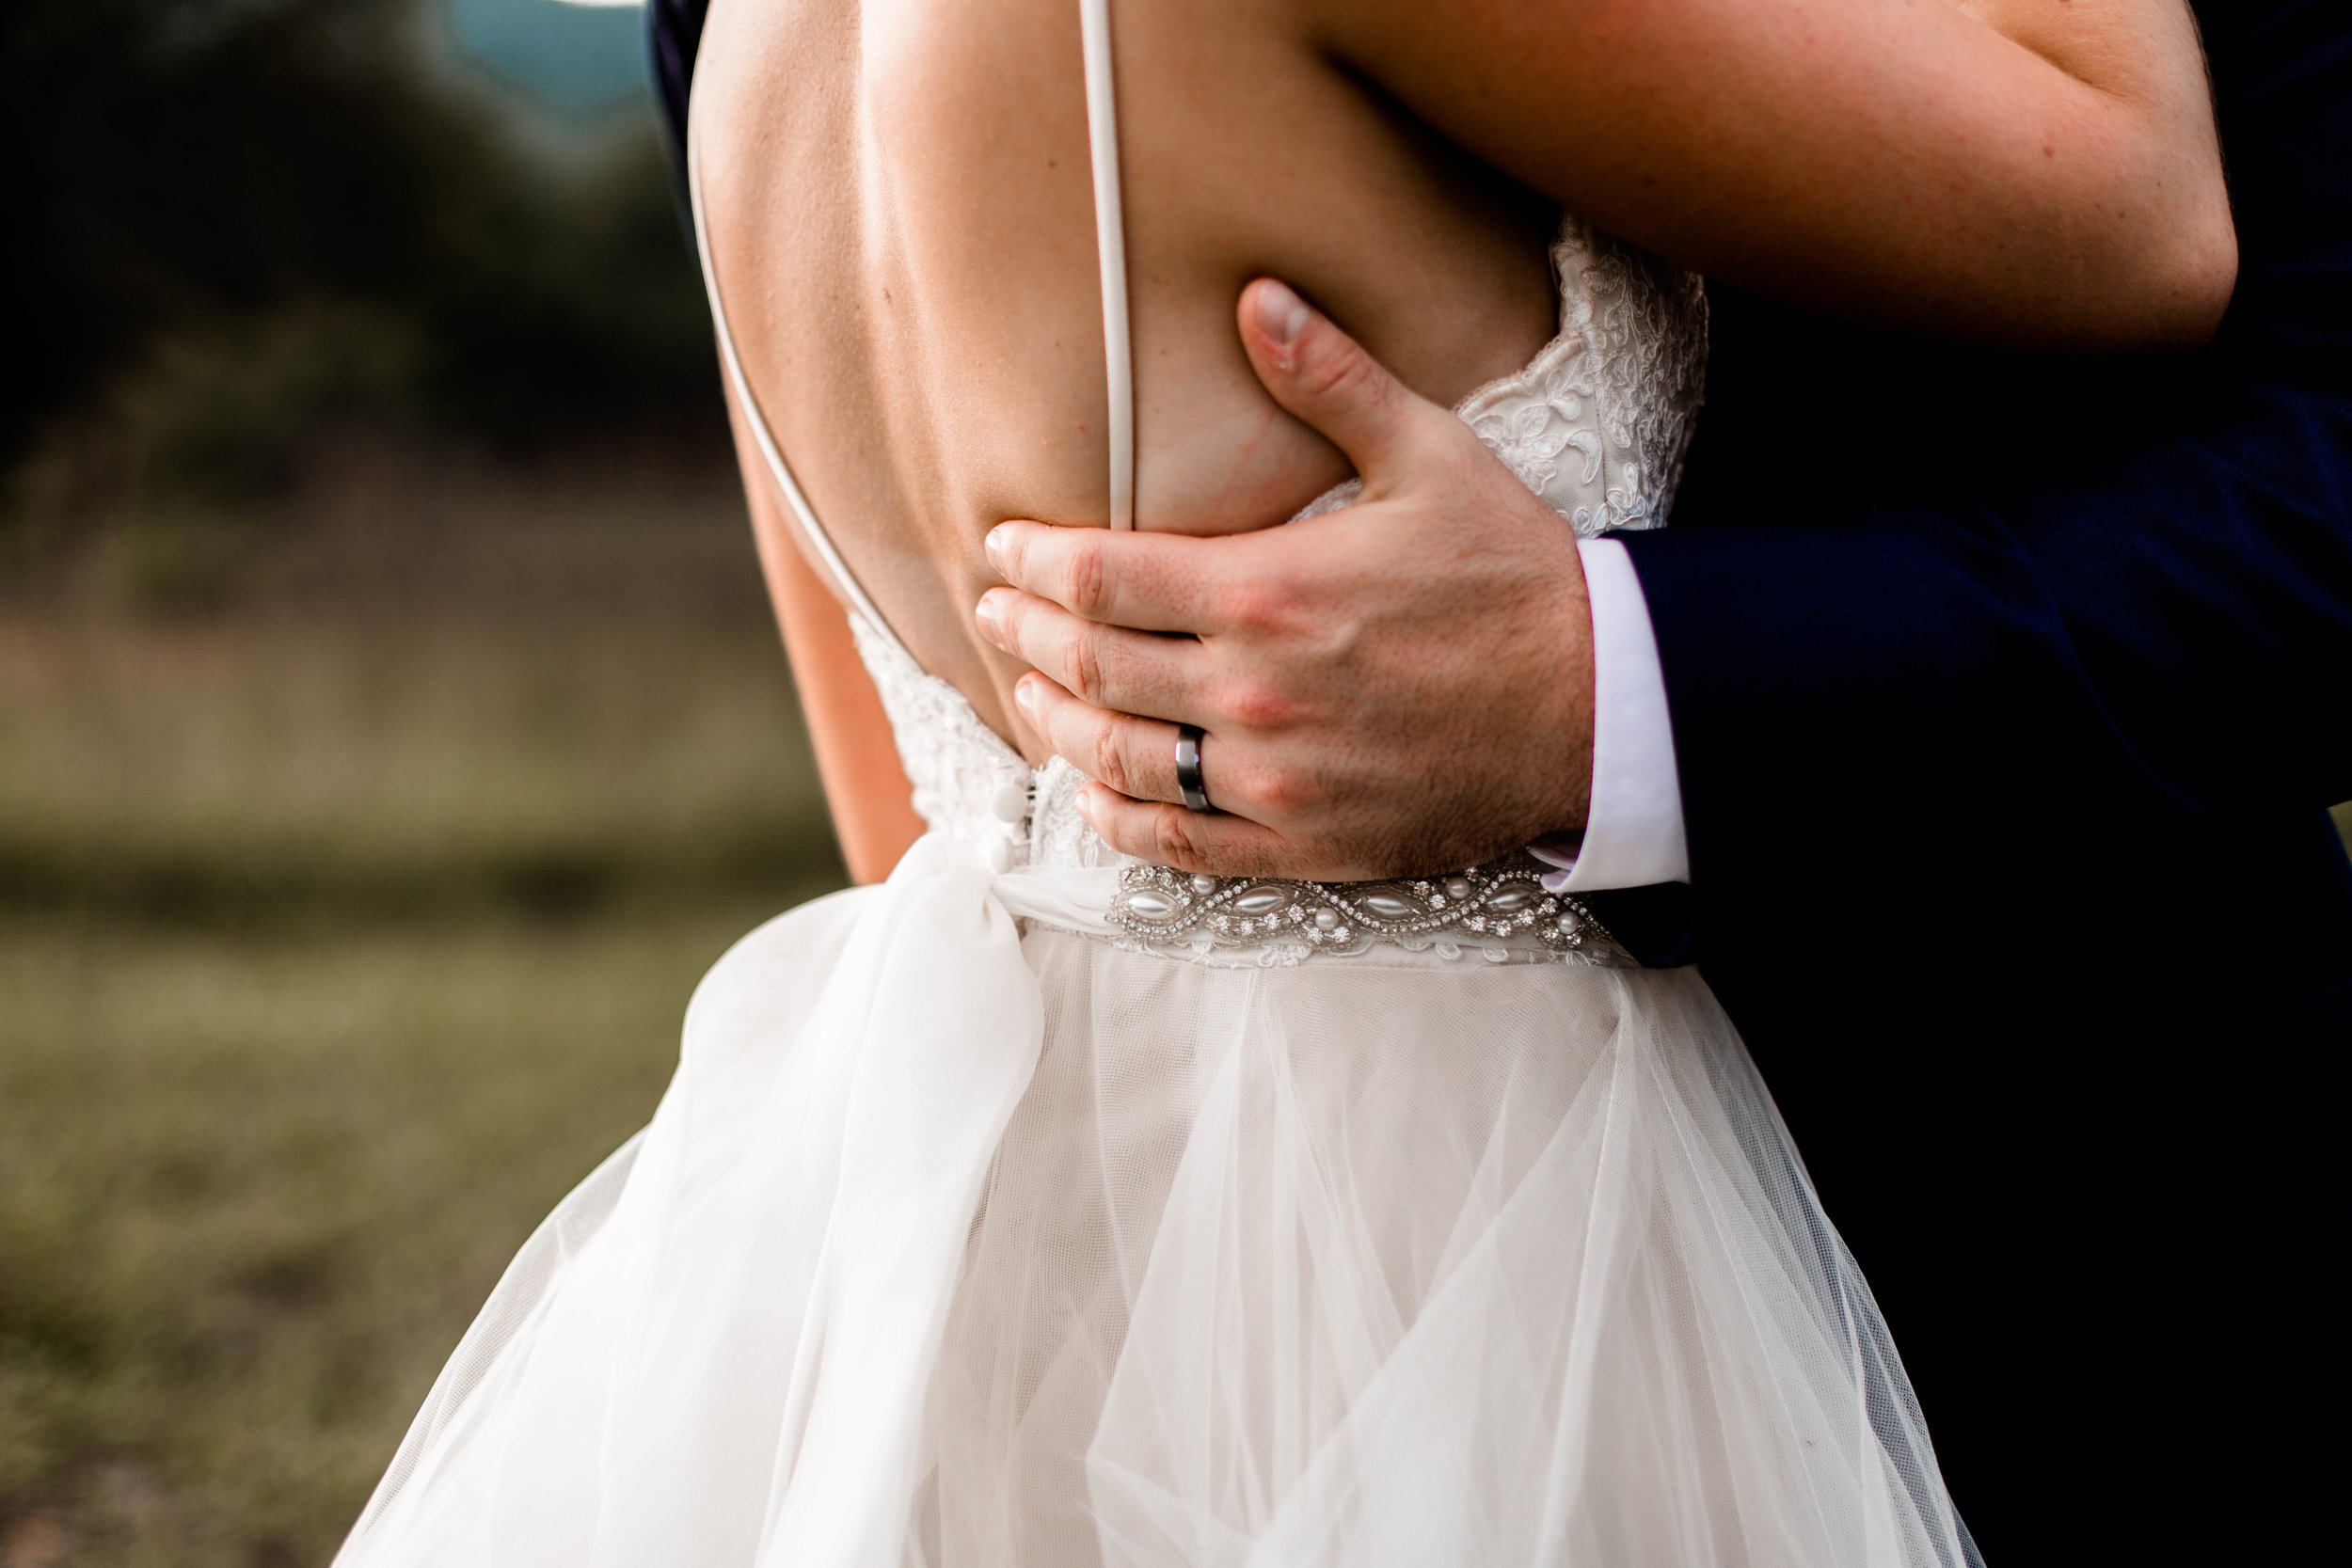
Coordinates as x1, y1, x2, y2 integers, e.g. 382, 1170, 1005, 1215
1174, 724, 1212, 812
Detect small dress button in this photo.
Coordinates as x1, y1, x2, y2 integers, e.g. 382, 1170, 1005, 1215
991, 780, 1029, 822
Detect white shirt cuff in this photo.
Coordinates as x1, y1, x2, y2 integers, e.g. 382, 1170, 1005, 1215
1531, 537, 1691, 892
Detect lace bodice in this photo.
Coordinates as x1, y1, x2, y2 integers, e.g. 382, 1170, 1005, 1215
849, 219, 1705, 963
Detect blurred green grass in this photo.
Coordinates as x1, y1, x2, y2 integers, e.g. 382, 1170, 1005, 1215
0, 613, 836, 925
0, 465, 845, 1566
0, 903, 787, 1567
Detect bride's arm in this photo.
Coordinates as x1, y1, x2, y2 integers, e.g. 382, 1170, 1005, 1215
1312, 0, 2233, 350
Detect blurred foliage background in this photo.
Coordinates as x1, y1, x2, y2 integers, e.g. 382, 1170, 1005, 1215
1, 2, 843, 1563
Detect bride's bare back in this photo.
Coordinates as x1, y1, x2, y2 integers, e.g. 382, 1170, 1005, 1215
693, 0, 2231, 830
695, 0, 1562, 750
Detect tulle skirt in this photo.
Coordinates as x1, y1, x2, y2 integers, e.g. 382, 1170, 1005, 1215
334, 835, 1974, 1567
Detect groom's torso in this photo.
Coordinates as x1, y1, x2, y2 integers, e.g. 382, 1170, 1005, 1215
1670, 0, 2352, 1042
1667, 0, 2352, 1082
1667, 2, 2352, 1554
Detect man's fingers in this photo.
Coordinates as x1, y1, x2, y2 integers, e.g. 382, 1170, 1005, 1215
977, 588, 1207, 715
1237, 277, 1445, 489
1016, 674, 1187, 805
1075, 784, 1305, 880
1021, 673, 1296, 820
985, 520, 1229, 633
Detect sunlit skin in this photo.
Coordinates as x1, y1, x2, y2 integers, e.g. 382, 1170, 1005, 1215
694, 0, 2233, 881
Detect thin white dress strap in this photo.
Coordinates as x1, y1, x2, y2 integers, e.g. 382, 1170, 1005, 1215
1079, 0, 1136, 531
687, 135, 914, 662
687, 0, 1136, 650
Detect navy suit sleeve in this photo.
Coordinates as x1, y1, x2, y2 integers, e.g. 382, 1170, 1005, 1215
1623, 378, 2352, 849
1617, 0, 2352, 994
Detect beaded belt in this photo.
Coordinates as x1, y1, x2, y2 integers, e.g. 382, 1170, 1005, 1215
1101, 850, 1631, 967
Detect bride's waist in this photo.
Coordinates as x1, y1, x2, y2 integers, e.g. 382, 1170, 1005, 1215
992, 845, 1631, 973
906, 749, 1630, 973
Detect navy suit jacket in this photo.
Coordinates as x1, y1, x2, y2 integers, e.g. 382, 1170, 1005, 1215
652, 1, 2346, 1555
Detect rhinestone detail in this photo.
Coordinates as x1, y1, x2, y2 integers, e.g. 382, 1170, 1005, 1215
1104, 850, 1627, 964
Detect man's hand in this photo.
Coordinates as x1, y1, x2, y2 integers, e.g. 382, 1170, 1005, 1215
976, 279, 1596, 881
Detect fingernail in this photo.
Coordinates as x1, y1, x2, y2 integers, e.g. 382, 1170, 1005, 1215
1073, 787, 1098, 822
1255, 279, 1311, 347
975, 592, 1004, 641
983, 524, 1009, 574
1013, 676, 1040, 715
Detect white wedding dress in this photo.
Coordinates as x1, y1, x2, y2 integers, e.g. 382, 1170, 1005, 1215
336, 8, 1976, 1565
